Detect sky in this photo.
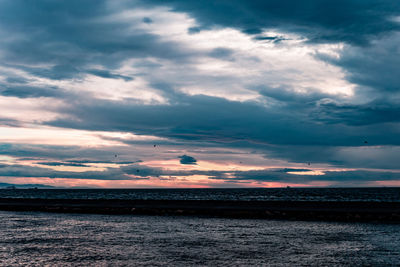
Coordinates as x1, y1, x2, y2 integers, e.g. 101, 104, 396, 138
0, 0, 400, 188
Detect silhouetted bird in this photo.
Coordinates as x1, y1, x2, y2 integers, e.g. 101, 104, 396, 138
153, 145, 156, 147
308, 162, 311, 166
137, 169, 140, 172
364, 140, 368, 144
115, 154, 117, 157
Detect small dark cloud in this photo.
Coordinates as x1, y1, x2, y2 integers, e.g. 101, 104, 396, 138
179, 155, 197, 165
142, 17, 153, 24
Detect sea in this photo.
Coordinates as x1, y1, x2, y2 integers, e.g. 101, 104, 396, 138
0, 188, 399, 266
0, 187, 399, 202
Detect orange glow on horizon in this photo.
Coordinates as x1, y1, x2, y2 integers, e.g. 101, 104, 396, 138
145, 159, 275, 172
1, 176, 338, 189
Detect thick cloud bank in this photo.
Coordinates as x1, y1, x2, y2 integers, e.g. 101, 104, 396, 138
0, 0, 399, 187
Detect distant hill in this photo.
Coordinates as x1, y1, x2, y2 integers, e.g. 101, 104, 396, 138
0, 182, 55, 189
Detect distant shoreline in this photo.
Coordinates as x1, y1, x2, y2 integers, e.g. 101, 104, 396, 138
0, 198, 399, 223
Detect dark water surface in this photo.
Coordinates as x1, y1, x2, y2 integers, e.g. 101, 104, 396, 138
0, 211, 399, 266
1, 187, 399, 202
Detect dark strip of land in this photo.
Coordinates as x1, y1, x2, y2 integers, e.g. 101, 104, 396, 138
0, 198, 399, 223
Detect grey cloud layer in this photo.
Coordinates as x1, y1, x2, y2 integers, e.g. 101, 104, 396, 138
144, 0, 400, 45
1, 162, 397, 185
0, 0, 399, 184
0, 0, 194, 84
47, 93, 400, 147
0, 164, 132, 180
1, 142, 400, 185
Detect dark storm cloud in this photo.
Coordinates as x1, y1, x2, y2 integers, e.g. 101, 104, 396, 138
46, 93, 400, 147
41, 88, 400, 170
0, 0, 195, 82
178, 155, 197, 165
259, 84, 400, 127
318, 33, 400, 96
2, 0, 397, 84
313, 35, 400, 129
143, 0, 400, 45
312, 99, 400, 126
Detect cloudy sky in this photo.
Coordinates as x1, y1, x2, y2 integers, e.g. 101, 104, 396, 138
0, 0, 399, 188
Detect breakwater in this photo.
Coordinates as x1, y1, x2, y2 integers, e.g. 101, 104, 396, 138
0, 198, 399, 222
